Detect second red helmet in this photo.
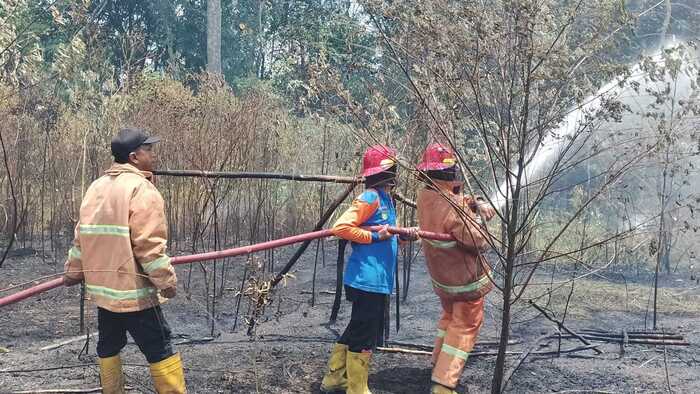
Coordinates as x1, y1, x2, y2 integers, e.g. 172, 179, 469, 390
417, 143, 457, 171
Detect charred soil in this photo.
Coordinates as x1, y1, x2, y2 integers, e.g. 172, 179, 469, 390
1, 244, 699, 393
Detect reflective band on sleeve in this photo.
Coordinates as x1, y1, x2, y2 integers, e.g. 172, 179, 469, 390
141, 256, 171, 274
432, 275, 491, 294
86, 284, 156, 300
79, 224, 130, 237
441, 343, 469, 360
68, 246, 81, 260
423, 239, 457, 249
437, 329, 446, 338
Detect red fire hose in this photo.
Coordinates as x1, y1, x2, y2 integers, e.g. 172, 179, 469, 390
0, 277, 65, 308
0, 226, 453, 308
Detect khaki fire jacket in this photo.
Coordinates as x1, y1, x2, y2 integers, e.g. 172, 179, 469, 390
417, 180, 493, 301
64, 163, 177, 313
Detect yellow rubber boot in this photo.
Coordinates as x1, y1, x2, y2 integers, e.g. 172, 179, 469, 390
346, 350, 372, 394
320, 343, 348, 392
431, 383, 458, 394
149, 353, 187, 394
98, 355, 125, 394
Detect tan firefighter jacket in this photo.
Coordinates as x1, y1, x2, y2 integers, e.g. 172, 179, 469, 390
64, 163, 177, 313
417, 180, 493, 301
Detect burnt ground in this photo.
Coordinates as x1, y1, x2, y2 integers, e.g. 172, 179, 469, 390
1, 242, 700, 394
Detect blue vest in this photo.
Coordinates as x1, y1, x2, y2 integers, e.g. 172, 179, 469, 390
343, 188, 398, 294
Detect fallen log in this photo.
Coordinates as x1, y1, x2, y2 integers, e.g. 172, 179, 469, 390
584, 334, 685, 343
386, 339, 521, 352
548, 334, 689, 346
580, 328, 680, 336
579, 330, 683, 340
578, 332, 683, 339
376, 344, 600, 357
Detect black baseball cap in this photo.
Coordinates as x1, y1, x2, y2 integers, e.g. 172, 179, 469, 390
111, 127, 161, 163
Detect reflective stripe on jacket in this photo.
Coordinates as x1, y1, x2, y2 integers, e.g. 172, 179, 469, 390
332, 188, 397, 295
417, 180, 493, 301
64, 163, 177, 313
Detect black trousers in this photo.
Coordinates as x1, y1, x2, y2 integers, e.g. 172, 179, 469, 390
338, 286, 387, 353
97, 306, 174, 364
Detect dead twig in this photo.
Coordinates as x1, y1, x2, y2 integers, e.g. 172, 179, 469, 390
301, 290, 335, 295
502, 333, 552, 392
174, 337, 216, 345
639, 355, 661, 368
377, 347, 433, 356
40, 332, 98, 351
530, 301, 604, 354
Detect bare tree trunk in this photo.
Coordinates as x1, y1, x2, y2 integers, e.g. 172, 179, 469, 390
0, 127, 18, 268
659, 0, 672, 44
207, 0, 222, 75
256, 0, 264, 78
492, 261, 513, 393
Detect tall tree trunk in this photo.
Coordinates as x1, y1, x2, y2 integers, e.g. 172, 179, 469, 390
157, 0, 178, 74
659, 0, 672, 45
653, 155, 670, 330
207, 0, 222, 75
256, 0, 264, 78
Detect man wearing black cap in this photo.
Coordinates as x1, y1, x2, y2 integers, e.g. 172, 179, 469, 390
63, 127, 186, 393
111, 126, 161, 172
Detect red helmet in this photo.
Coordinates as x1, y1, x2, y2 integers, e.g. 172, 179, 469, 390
361, 145, 397, 177
417, 143, 457, 171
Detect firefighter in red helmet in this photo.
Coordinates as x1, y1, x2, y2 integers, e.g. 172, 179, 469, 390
320, 144, 416, 394
416, 142, 496, 394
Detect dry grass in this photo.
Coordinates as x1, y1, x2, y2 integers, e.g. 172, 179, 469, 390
519, 278, 700, 320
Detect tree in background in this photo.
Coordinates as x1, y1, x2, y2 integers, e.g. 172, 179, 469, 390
207, 0, 222, 75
